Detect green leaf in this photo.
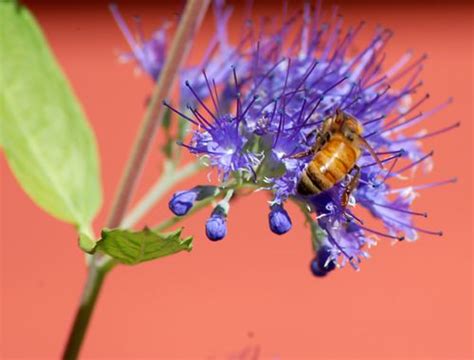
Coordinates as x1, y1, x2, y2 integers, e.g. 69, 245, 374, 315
0, 2, 102, 228
97, 228, 193, 265
78, 232, 97, 254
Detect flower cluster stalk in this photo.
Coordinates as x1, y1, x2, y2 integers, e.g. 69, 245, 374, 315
106, 0, 211, 229
62, 1, 211, 358
122, 160, 203, 229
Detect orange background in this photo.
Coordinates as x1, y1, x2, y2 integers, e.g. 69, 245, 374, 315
1, 1, 473, 359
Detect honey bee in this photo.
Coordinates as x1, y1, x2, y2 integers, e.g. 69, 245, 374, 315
295, 109, 382, 206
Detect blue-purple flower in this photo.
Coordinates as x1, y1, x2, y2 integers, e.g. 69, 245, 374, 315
268, 204, 292, 235
169, 185, 220, 216
110, 4, 169, 80
162, 3, 457, 275
206, 205, 228, 241
110, 0, 241, 107
169, 189, 198, 216
311, 246, 337, 277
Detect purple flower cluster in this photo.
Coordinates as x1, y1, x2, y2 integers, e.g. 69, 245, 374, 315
114, 2, 457, 275
110, 1, 242, 106
110, 4, 169, 80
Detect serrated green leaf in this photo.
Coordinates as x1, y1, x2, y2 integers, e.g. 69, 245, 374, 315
79, 233, 97, 254
97, 227, 193, 265
0, 2, 102, 228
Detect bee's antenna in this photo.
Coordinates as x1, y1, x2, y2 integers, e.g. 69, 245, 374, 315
358, 136, 384, 170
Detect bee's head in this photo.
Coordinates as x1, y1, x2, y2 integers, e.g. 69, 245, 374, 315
335, 109, 364, 137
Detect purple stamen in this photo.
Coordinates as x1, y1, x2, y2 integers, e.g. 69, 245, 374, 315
381, 93, 430, 129
371, 153, 401, 187
202, 69, 220, 117
341, 95, 361, 111
239, 95, 259, 122
273, 111, 285, 147
178, 141, 225, 155
296, 96, 324, 130
248, 57, 287, 99
393, 122, 460, 143
389, 150, 434, 177
286, 60, 319, 104
361, 52, 387, 87
392, 97, 454, 132
296, 98, 308, 125
280, 58, 292, 113
326, 227, 356, 263
370, 202, 427, 217
187, 106, 214, 130
361, 151, 402, 168
388, 178, 457, 194
212, 79, 221, 113
345, 211, 364, 225
385, 50, 413, 78
358, 225, 404, 241
251, 40, 261, 85
389, 53, 427, 83
344, 32, 385, 75
362, 114, 386, 126
364, 74, 388, 90
297, 76, 348, 129
269, 98, 279, 124
363, 150, 404, 157
163, 101, 199, 126
185, 80, 218, 122
110, 4, 140, 53
382, 215, 442, 236
232, 66, 242, 118
380, 111, 424, 134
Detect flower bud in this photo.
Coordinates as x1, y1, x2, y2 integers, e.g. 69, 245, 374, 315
310, 246, 336, 277
268, 204, 292, 235
169, 186, 219, 216
168, 190, 198, 216
205, 207, 227, 241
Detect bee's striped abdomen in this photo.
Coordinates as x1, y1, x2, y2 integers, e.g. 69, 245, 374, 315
297, 134, 359, 196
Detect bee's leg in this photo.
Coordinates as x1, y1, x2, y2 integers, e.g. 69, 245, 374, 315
341, 165, 361, 208
292, 130, 330, 159
292, 147, 316, 159
292, 116, 335, 159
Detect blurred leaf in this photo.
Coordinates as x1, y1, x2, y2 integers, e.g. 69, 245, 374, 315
160, 108, 174, 158
161, 140, 174, 159
177, 116, 189, 142
79, 233, 97, 254
160, 107, 190, 160
161, 107, 172, 130
0, 1, 102, 229
97, 228, 193, 265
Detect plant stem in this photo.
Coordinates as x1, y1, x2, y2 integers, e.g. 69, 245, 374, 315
153, 183, 259, 232
62, 256, 110, 360
63, 1, 211, 358
122, 161, 203, 229
153, 196, 216, 232
292, 197, 326, 251
106, 0, 211, 229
